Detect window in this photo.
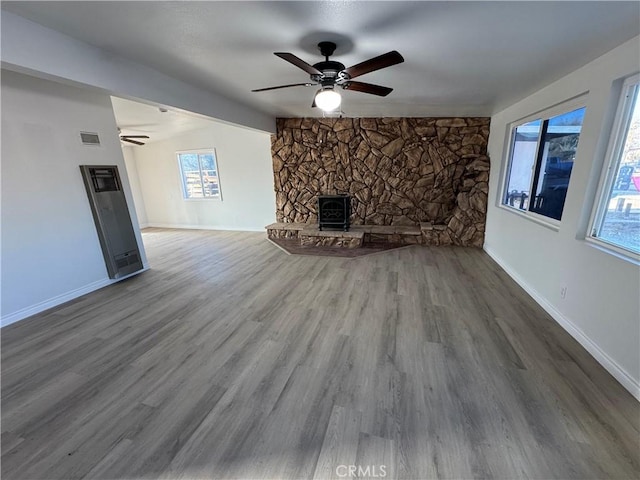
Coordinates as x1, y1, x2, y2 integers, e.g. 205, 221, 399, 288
589, 75, 640, 257
177, 149, 221, 199
502, 104, 586, 221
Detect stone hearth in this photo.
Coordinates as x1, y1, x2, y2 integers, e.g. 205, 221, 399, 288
266, 222, 436, 249
300, 229, 363, 249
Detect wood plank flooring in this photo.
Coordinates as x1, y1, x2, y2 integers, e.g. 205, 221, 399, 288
2, 228, 638, 479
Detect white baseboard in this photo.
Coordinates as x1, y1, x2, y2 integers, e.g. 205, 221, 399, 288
484, 245, 640, 401
1, 267, 149, 328
144, 222, 266, 233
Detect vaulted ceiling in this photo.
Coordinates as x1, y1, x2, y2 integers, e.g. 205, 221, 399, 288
3, 1, 639, 119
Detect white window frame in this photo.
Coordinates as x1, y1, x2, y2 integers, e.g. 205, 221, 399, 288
176, 148, 222, 201
587, 74, 640, 262
498, 96, 587, 229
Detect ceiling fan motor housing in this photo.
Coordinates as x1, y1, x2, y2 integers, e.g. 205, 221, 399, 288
312, 61, 348, 85
314, 42, 349, 86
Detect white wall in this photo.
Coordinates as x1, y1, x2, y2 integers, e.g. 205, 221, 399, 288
122, 146, 148, 227
130, 122, 276, 232
1, 70, 147, 326
485, 36, 640, 398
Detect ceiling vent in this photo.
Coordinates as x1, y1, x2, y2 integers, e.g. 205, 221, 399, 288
80, 132, 101, 146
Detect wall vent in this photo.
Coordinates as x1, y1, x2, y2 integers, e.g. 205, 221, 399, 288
80, 131, 101, 146
114, 251, 140, 270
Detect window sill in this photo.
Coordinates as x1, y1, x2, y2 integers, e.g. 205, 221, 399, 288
584, 237, 640, 266
497, 204, 560, 232
182, 197, 222, 202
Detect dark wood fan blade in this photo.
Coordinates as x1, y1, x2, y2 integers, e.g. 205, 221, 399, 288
121, 137, 145, 146
274, 53, 322, 75
343, 51, 404, 79
252, 83, 314, 92
121, 135, 149, 139
344, 81, 393, 97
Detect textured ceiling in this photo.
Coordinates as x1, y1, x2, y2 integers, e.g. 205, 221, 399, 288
3, 1, 640, 119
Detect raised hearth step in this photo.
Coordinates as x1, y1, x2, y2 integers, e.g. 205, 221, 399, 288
265, 223, 422, 235
265, 222, 308, 231
299, 228, 364, 248
300, 228, 364, 239
266, 223, 425, 246
265, 222, 311, 240
351, 225, 422, 236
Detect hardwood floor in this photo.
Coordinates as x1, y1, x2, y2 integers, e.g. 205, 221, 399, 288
2, 228, 638, 479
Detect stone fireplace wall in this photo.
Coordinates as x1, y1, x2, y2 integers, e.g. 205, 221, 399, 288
271, 117, 490, 246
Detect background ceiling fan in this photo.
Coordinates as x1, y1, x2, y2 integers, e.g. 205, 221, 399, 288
118, 130, 150, 146
252, 41, 404, 110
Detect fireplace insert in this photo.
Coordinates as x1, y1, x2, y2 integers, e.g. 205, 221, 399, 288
318, 195, 351, 231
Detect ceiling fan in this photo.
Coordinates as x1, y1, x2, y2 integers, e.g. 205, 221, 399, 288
119, 134, 149, 146
252, 41, 404, 112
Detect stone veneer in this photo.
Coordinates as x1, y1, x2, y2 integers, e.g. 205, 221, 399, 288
271, 117, 490, 247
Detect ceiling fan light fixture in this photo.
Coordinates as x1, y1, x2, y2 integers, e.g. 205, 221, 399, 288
315, 87, 341, 112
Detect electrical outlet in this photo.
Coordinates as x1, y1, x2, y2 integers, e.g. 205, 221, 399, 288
560, 286, 567, 299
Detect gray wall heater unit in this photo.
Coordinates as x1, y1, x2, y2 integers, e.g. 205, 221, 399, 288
80, 165, 143, 279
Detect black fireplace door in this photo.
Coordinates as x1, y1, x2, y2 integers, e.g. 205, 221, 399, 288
318, 195, 351, 231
